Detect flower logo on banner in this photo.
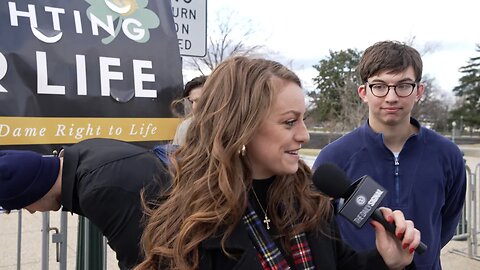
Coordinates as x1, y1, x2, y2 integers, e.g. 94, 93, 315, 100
85, 0, 160, 44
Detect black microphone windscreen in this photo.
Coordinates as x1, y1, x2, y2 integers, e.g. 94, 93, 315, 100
314, 163, 429, 254
313, 163, 351, 199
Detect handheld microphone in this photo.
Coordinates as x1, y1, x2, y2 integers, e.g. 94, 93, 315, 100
313, 163, 427, 255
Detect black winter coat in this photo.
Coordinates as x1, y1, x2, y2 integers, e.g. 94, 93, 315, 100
197, 218, 392, 270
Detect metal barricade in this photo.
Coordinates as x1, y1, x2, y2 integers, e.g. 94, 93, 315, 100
41, 211, 69, 270
76, 216, 107, 270
0, 210, 110, 269
470, 163, 479, 259
0, 208, 22, 270
452, 163, 480, 260
453, 166, 472, 240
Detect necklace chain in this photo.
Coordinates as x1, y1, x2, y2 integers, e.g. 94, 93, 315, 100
251, 188, 271, 230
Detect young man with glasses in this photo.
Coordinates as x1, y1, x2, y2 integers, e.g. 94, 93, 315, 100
313, 40, 466, 270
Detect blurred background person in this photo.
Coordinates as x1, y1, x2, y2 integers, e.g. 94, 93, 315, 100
172, 75, 207, 146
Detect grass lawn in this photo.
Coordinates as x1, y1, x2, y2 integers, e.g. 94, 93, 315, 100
299, 148, 320, 157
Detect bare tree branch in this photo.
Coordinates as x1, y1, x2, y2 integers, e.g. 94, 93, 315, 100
183, 9, 270, 74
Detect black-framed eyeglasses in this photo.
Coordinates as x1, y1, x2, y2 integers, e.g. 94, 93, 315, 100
187, 97, 198, 104
366, 82, 417, 98
183, 97, 195, 104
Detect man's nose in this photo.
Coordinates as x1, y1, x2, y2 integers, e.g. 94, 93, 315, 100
385, 86, 399, 101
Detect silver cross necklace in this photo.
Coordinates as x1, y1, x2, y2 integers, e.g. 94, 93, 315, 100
251, 188, 271, 230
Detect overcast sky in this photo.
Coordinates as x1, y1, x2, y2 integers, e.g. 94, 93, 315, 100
205, 0, 479, 95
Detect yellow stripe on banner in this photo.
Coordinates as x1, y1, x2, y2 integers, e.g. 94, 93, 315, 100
0, 117, 182, 145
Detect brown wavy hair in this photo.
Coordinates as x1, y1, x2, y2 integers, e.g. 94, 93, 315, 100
136, 57, 332, 270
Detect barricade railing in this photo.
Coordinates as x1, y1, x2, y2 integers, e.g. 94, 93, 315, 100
0, 209, 109, 270
452, 166, 471, 240
452, 163, 480, 261
40, 211, 69, 270
471, 163, 479, 259
0, 208, 22, 270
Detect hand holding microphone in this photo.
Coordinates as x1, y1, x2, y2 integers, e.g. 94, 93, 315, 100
313, 163, 427, 255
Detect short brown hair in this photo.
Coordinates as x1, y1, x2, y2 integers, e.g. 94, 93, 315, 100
357, 40, 423, 82
182, 75, 208, 98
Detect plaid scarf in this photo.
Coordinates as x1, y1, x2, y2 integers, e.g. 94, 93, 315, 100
242, 204, 315, 270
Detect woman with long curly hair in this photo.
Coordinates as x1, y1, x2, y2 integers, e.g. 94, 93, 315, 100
135, 56, 420, 270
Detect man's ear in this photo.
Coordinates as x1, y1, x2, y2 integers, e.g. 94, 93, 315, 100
358, 85, 368, 102
415, 83, 425, 102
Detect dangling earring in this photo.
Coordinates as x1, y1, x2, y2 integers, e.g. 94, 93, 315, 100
239, 145, 246, 156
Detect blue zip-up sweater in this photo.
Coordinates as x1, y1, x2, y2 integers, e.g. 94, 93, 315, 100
313, 118, 466, 270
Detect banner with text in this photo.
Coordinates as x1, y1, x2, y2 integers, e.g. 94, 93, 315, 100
0, 0, 183, 152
